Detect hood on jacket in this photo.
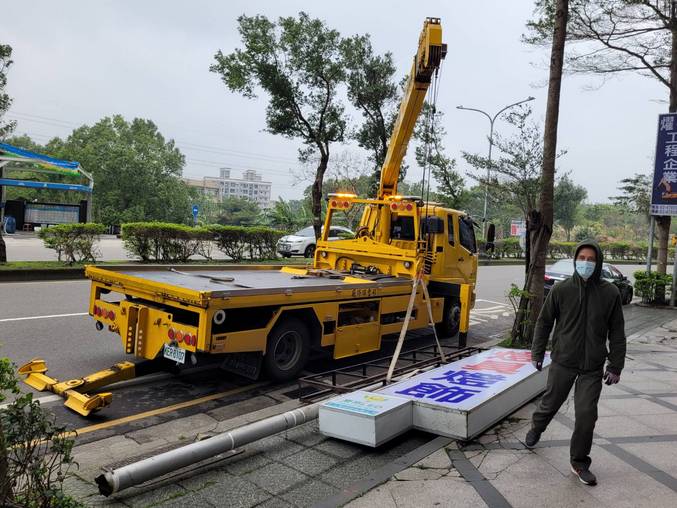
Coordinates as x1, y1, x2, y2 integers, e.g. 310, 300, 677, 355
573, 240, 604, 283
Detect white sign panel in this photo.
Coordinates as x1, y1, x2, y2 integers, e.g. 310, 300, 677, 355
319, 391, 412, 447
323, 391, 409, 417
379, 348, 551, 411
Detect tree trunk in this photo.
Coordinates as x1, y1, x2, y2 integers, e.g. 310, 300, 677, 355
512, 0, 568, 345
311, 151, 329, 240
0, 231, 5, 263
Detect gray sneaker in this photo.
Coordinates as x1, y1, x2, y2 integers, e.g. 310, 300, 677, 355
570, 465, 597, 485
525, 428, 541, 448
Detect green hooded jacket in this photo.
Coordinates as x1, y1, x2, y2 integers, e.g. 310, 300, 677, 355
531, 240, 626, 374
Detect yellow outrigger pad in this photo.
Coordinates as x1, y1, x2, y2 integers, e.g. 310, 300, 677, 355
18, 358, 136, 416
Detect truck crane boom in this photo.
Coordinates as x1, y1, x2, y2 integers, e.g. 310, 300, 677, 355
378, 17, 446, 200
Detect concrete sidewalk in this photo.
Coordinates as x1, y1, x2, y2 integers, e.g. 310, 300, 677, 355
62, 313, 677, 507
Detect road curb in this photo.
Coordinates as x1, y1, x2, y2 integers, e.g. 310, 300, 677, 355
0, 267, 85, 282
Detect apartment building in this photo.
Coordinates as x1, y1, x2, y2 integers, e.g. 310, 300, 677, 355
184, 168, 272, 209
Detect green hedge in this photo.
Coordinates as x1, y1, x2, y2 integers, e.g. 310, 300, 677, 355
38, 223, 107, 264
634, 270, 672, 304
122, 222, 285, 262
489, 239, 667, 262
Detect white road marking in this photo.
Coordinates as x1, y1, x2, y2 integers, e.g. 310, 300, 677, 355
0, 312, 88, 323
0, 394, 61, 409
475, 298, 511, 306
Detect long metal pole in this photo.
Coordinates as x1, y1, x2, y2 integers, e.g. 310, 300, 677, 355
671, 246, 677, 306
647, 215, 655, 274
457, 96, 534, 241
481, 119, 495, 241
97, 403, 321, 496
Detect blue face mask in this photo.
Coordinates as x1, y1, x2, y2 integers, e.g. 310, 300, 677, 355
575, 260, 595, 280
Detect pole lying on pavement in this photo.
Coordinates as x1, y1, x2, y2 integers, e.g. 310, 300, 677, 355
96, 404, 320, 496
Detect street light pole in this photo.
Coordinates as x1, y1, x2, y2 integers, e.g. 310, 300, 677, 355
457, 96, 535, 240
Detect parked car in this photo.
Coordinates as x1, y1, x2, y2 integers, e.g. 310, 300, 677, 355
277, 226, 354, 258
544, 259, 634, 305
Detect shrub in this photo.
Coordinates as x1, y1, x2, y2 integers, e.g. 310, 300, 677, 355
122, 223, 286, 262
207, 225, 248, 262
495, 237, 522, 258
121, 222, 204, 262
0, 358, 82, 507
38, 223, 106, 264
633, 270, 672, 304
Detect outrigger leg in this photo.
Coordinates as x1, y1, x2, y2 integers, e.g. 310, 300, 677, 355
18, 359, 137, 416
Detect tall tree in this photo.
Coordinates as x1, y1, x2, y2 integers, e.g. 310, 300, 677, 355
416, 104, 466, 209
512, 0, 569, 345
0, 44, 15, 139
554, 174, 587, 240
211, 13, 346, 239
52, 116, 191, 225
341, 34, 400, 192
463, 106, 552, 221
216, 196, 261, 226
611, 173, 651, 222
0, 43, 16, 263
526, 0, 677, 299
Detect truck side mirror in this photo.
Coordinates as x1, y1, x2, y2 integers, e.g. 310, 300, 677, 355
485, 223, 496, 253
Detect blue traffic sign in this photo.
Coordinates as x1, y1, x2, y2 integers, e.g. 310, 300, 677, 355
651, 113, 677, 216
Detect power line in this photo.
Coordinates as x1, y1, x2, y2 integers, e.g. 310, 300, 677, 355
7, 111, 300, 164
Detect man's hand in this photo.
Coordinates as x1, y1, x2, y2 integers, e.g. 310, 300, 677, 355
532, 360, 543, 371
603, 370, 620, 385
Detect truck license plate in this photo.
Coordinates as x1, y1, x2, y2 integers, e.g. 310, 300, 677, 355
163, 344, 186, 364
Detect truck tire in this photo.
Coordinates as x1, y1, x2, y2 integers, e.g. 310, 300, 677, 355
264, 317, 311, 381
436, 298, 461, 338
304, 244, 316, 258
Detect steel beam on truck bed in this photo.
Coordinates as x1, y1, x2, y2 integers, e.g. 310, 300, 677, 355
297, 345, 483, 402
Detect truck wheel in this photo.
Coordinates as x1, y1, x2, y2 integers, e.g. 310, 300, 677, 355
436, 298, 461, 338
264, 317, 310, 381
304, 245, 316, 258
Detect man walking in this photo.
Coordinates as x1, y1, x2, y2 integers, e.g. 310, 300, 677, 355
526, 240, 626, 486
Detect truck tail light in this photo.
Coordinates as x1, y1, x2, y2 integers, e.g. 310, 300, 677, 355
176, 330, 184, 342
168, 328, 175, 340
108, 310, 116, 320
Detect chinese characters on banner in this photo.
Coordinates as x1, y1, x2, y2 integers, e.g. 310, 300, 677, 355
379, 348, 550, 411
651, 113, 677, 216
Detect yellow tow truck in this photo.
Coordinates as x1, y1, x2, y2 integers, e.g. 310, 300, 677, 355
20, 17, 482, 416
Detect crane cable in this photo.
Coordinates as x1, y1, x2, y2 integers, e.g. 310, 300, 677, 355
386, 67, 446, 384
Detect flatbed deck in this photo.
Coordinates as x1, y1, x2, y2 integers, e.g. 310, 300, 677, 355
89, 265, 413, 299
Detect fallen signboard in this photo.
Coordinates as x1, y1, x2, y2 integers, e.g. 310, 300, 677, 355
319, 348, 551, 445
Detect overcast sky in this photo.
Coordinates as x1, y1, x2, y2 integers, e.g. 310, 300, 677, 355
2, 0, 667, 204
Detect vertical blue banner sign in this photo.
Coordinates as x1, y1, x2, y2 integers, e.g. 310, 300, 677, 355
651, 113, 677, 216
192, 204, 199, 225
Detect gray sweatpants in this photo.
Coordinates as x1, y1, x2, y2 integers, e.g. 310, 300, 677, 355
531, 361, 604, 468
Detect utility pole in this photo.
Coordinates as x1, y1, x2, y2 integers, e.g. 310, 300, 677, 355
456, 96, 535, 240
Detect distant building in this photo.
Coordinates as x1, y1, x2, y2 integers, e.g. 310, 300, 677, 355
183, 168, 272, 209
